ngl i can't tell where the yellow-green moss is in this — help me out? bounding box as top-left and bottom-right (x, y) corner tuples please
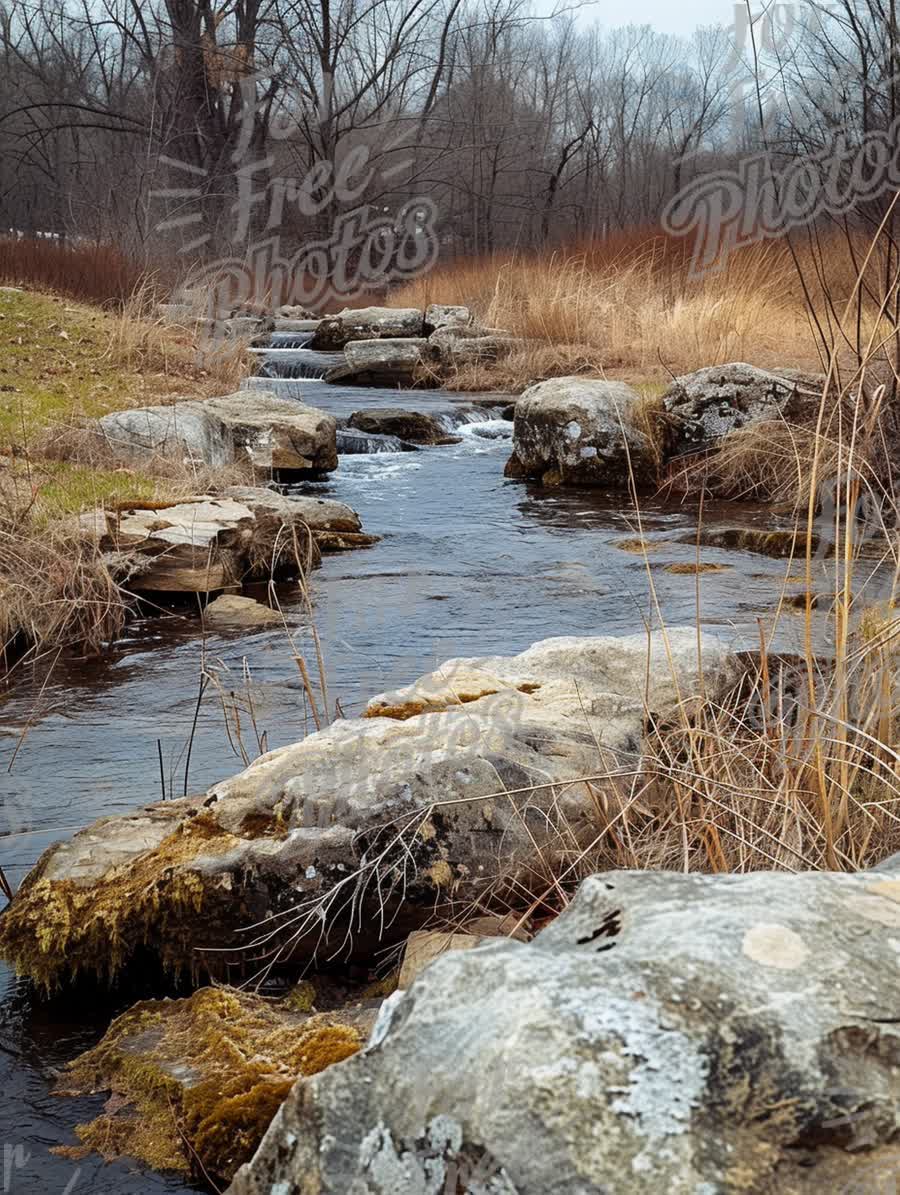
(55, 985), (362, 1182)
(0, 812), (239, 991)
(284, 979), (318, 1013)
(614, 537), (663, 554)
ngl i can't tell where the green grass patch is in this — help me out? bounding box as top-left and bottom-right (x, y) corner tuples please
(0, 288), (204, 445)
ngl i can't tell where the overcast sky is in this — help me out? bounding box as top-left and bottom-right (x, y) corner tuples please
(557, 0), (735, 35)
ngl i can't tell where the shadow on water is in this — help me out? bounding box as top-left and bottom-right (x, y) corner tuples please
(0, 353), (885, 1191)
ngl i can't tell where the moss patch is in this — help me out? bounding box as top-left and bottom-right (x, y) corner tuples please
(54, 986), (362, 1183)
(0, 811), (239, 991)
(614, 537), (663, 554)
(664, 562), (733, 575)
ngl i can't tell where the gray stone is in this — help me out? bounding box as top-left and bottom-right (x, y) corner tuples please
(228, 866), (900, 1195)
(98, 393), (338, 476)
(273, 317), (320, 333)
(277, 304), (317, 319)
(346, 407), (447, 444)
(98, 404), (233, 468)
(663, 363), (825, 457)
(0, 630), (739, 988)
(220, 315), (274, 342)
(506, 376), (657, 488)
(326, 338), (437, 386)
(202, 391), (338, 474)
(424, 304), (471, 332)
(430, 324), (517, 366)
(310, 307), (424, 350)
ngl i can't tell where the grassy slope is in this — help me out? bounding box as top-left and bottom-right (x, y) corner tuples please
(0, 288), (216, 517)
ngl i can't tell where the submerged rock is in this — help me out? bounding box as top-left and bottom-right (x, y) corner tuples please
(679, 526), (820, 558)
(228, 866), (900, 1195)
(55, 985), (365, 1184)
(204, 594), (282, 630)
(505, 376), (659, 488)
(347, 407), (448, 444)
(99, 391), (338, 476)
(0, 630), (738, 990)
(664, 363), (824, 458)
(309, 307), (424, 350)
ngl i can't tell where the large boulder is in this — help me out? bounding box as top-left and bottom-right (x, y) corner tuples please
(663, 363), (824, 458)
(228, 865), (900, 1195)
(202, 391), (338, 474)
(0, 629), (739, 990)
(99, 392), (338, 476)
(309, 307), (424, 350)
(325, 338), (438, 386)
(98, 404), (233, 468)
(505, 376), (658, 488)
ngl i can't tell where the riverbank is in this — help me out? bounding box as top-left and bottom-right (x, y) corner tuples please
(3, 270), (900, 1194)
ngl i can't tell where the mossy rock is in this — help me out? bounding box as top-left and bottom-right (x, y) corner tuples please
(53, 985), (363, 1184)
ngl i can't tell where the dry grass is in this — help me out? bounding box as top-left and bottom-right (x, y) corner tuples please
(0, 475), (130, 662)
(394, 230), (821, 385)
(0, 237), (162, 307)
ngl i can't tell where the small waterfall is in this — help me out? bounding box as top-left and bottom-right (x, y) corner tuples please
(269, 331), (315, 349)
(247, 347), (341, 380)
(459, 418), (513, 440)
(435, 405), (503, 432)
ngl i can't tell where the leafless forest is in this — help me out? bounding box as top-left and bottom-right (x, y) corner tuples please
(1, 0), (899, 263)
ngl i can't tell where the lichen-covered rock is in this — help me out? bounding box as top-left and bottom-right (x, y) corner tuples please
(0, 629), (738, 989)
(55, 986), (365, 1184)
(227, 867), (900, 1195)
(505, 377), (658, 488)
(663, 363), (824, 457)
(99, 392), (337, 476)
(309, 307), (424, 350)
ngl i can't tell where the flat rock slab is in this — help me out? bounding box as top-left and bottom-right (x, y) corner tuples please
(228, 867), (900, 1195)
(325, 338), (437, 386)
(99, 391), (338, 476)
(310, 307), (425, 351)
(88, 488), (372, 593)
(0, 629), (739, 989)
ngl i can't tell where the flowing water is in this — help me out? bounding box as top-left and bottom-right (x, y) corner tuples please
(0, 340), (875, 1192)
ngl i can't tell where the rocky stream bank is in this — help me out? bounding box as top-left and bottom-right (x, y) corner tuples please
(2, 301), (898, 1194)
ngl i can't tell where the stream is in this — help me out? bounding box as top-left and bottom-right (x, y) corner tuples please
(0, 338), (872, 1192)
